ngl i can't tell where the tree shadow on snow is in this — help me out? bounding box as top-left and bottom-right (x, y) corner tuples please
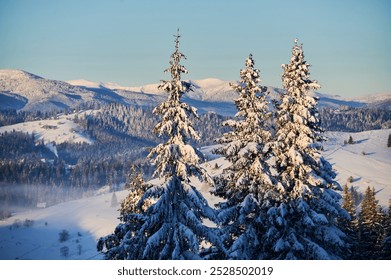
(355, 138), (369, 144)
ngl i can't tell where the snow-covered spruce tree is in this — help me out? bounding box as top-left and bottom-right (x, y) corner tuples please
(380, 199), (391, 259)
(115, 31), (223, 260)
(265, 39), (348, 259)
(340, 185), (359, 258)
(342, 185), (355, 220)
(97, 168), (152, 260)
(119, 167), (151, 217)
(357, 186), (384, 259)
(213, 54), (276, 259)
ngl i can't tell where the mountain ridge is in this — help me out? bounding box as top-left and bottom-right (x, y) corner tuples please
(1, 69), (390, 113)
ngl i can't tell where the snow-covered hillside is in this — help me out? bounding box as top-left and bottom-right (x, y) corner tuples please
(71, 76), (391, 108)
(0, 189), (128, 260)
(0, 111), (94, 146)
(0, 70), (165, 112)
(0, 128), (389, 260)
(324, 129), (391, 206)
(2, 69), (390, 113)
(0, 69), (97, 111)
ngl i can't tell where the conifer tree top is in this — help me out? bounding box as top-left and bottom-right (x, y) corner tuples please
(281, 38), (320, 96)
(232, 54), (262, 99)
(158, 29), (190, 103)
(149, 30), (206, 182)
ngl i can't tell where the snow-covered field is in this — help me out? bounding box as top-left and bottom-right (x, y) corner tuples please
(0, 190), (127, 260)
(323, 129), (391, 206)
(0, 129), (390, 260)
(0, 111), (95, 146)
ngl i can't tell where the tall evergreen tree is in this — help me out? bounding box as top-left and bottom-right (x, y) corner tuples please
(119, 168), (151, 217)
(340, 185), (359, 258)
(342, 185), (355, 219)
(265, 39), (348, 259)
(357, 186), (383, 259)
(380, 199), (391, 259)
(213, 54), (276, 259)
(101, 31), (224, 260)
(97, 171), (151, 259)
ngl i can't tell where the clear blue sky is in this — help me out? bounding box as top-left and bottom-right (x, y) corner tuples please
(0, 0), (390, 97)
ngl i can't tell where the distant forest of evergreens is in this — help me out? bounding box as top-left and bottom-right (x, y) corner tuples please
(0, 103), (390, 218)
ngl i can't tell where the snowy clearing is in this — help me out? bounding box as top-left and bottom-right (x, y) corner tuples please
(324, 129), (391, 206)
(0, 111), (95, 146)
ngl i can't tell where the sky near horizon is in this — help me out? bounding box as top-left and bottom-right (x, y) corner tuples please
(0, 0), (390, 98)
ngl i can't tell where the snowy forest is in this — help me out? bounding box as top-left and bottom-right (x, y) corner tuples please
(0, 33), (390, 260)
(95, 34), (391, 260)
(0, 108), (227, 213)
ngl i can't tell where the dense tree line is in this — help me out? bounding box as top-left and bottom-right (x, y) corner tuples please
(0, 130), (152, 213)
(2, 96), (390, 136)
(0, 109), (67, 127)
(79, 103), (228, 147)
(319, 107), (391, 132)
(341, 185), (391, 259)
(0, 103), (228, 215)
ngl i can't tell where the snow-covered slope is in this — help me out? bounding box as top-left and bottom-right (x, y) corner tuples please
(0, 111), (94, 146)
(66, 79), (103, 89)
(323, 129), (391, 206)
(316, 92), (391, 109)
(68, 78), (238, 102)
(0, 190), (129, 260)
(86, 77), (391, 108)
(2, 69), (390, 114)
(69, 77), (391, 110)
(0, 69), (168, 112)
(0, 128), (390, 260)
(0, 70), (98, 111)
(355, 92), (391, 104)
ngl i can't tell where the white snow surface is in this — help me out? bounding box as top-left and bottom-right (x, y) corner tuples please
(66, 79), (103, 89)
(0, 190), (128, 260)
(0, 111), (95, 146)
(0, 129), (390, 259)
(0, 69), (97, 111)
(323, 129), (391, 206)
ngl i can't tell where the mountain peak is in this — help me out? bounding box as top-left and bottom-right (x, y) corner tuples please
(0, 69), (43, 80)
(1, 69), (390, 113)
(66, 79), (103, 88)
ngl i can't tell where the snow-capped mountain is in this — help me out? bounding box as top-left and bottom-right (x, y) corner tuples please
(354, 92), (391, 110)
(67, 77), (236, 101)
(0, 70), (165, 112)
(69, 76), (391, 108)
(0, 69), (97, 111)
(1, 69), (391, 114)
